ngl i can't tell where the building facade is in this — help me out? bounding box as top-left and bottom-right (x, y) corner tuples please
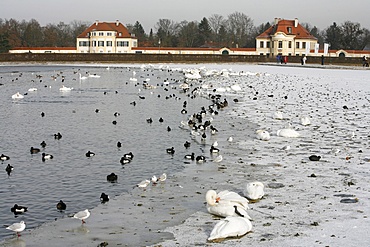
(256, 18), (318, 57)
(76, 20), (138, 53)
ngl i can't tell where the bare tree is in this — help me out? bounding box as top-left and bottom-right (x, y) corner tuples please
(226, 12), (254, 47)
(177, 21), (198, 47)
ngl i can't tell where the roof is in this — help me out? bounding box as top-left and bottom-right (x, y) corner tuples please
(132, 47), (256, 52)
(257, 19), (317, 40)
(77, 21), (135, 39)
(11, 47), (76, 50)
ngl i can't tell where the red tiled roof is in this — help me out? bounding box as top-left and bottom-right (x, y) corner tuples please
(11, 47), (76, 50)
(132, 47), (256, 52)
(257, 19), (317, 40)
(77, 21), (135, 39)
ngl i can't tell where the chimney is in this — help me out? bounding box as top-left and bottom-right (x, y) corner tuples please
(95, 20), (99, 26)
(116, 20), (119, 26)
(294, 18), (299, 28)
(274, 18), (281, 25)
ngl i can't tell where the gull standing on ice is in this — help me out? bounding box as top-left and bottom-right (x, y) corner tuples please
(73, 209), (90, 224)
(6, 221), (26, 237)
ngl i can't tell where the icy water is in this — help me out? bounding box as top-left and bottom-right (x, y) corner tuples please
(0, 64), (214, 241)
(0, 63), (369, 246)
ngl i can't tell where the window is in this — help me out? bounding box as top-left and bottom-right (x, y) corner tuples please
(99, 32), (104, 36)
(92, 41), (96, 47)
(260, 41), (264, 48)
(98, 41), (104, 47)
(288, 41), (292, 48)
(296, 42), (300, 49)
(278, 41), (282, 48)
(302, 42), (306, 49)
(106, 41), (112, 47)
(133, 41), (137, 47)
(79, 41), (90, 47)
(92, 32), (96, 36)
(287, 27), (292, 34)
(107, 32), (112, 36)
(117, 41), (129, 47)
(266, 41), (270, 48)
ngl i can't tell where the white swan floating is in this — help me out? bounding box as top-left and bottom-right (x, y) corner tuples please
(208, 216), (252, 242)
(243, 181), (265, 201)
(206, 190), (251, 219)
(300, 116), (311, 126)
(277, 128), (300, 138)
(256, 129), (271, 141)
(11, 92), (24, 99)
(59, 85), (73, 92)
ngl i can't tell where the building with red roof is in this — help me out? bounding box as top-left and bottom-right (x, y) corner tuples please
(76, 20), (138, 53)
(256, 18), (318, 57)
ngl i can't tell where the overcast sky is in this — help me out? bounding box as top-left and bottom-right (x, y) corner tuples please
(1, 0), (369, 31)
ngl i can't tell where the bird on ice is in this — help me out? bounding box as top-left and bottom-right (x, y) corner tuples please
(6, 221), (26, 237)
(73, 209), (90, 224)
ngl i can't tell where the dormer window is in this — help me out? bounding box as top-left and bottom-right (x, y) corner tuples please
(119, 32), (122, 36)
(287, 27), (292, 34)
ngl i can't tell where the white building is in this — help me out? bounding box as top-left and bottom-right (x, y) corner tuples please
(76, 20), (138, 53)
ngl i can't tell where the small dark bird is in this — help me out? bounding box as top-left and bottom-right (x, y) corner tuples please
(159, 117), (164, 123)
(95, 109), (100, 113)
(167, 126), (171, 132)
(210, 145), (220, 153)
(54, 132), (62, 140)
(184, 141), (191, 149)
(166, 147), (175, 154)
(56, 200), (67, 210)
(11, 204), (28, 215)
(196, 155), (206, 163)
(41, 112), (45, 117)
(107, 173), (118, 182)
(85, 151), (95, 157)
(30, 147), (41, 154)
(5, 164), (13, 175)
(146, 118), (153, 124)
(123, 152), (134, 160)
(112, 120), (117, 125)
(100, 193), (110, 203)
(309, 155), (321, 161)
(120, 156), (131, 164)
(117, 141), (122, 148)
(0, 154), (10, 161)
(40, 141), (47, 148)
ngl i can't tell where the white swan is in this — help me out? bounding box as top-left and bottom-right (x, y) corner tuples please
(79, 73), (88, 80)
(300, 116), (311, 126)
(256, 129), (271, 141)
(59, 85), (73, 91)
(243, 181), (264, 201)
(11, 92), (24, 99)
(273, 111), (284, 120)
(277, 128), (300, 138)
(206, 190), (251, 219)
(208, 216), (252, 241)
(129, 77), (138, 82)
(213, 155), (223, 163)
(28, 88), (37, 92)
(230, 84), (242, 92)
(88, 73), (100, 78)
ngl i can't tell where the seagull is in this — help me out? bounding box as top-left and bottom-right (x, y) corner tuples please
(136, 179), (150, 188)
(282, 145), (291, 152)
(256, 130), (271, 141)
(73, 209), (90, 224)
(56, 200), (67, 210)
(158, 173), (167, 182)
(11, 92), (24, 99)
(151, 175), (158, 185)
(6, 221), (26, 237)
(227, 136), (233, 142)
(213, 155), (223, 163)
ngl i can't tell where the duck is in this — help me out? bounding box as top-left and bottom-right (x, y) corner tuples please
(40, 141), (47, 148)
(1, 154), (10, 161)
(56, 200), (67, 210)
(196, 155), (206, 163)
(184, 153), (195, 160)
(6, 164), (13, 175)
(42, 153), (53, 161)
(85, 151), (95, 157)
(120, 156), (131, 164)
(6, 221), (26, 237)
(11, 92), (24, 99)
(208, 216), (252, 242)
(100, 193), (109, 203)
(123, 152), (134, 160)
(309, 155), (321, 161)
(243, 181), (265, 201)
(107, 173), (118, 182)
(256, 130), (271, 141)
(117, 141), (122, 148)
(73, 209), (90, 224)
(210, 145), (220, 153)
(54, 132), (62, 139)
(205, 190), (251, 219)
(11, 204), (28, 215)
(30, 147), (41, 154)
(166, 147), (175, 154)
(277, 128), (300, 138)
(183, 141), (191, 149)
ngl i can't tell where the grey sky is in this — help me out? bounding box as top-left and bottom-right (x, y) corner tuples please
(1, 0), (369, 31)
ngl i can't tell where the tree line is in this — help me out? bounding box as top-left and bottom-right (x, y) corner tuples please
(1, 12), (369, 53)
